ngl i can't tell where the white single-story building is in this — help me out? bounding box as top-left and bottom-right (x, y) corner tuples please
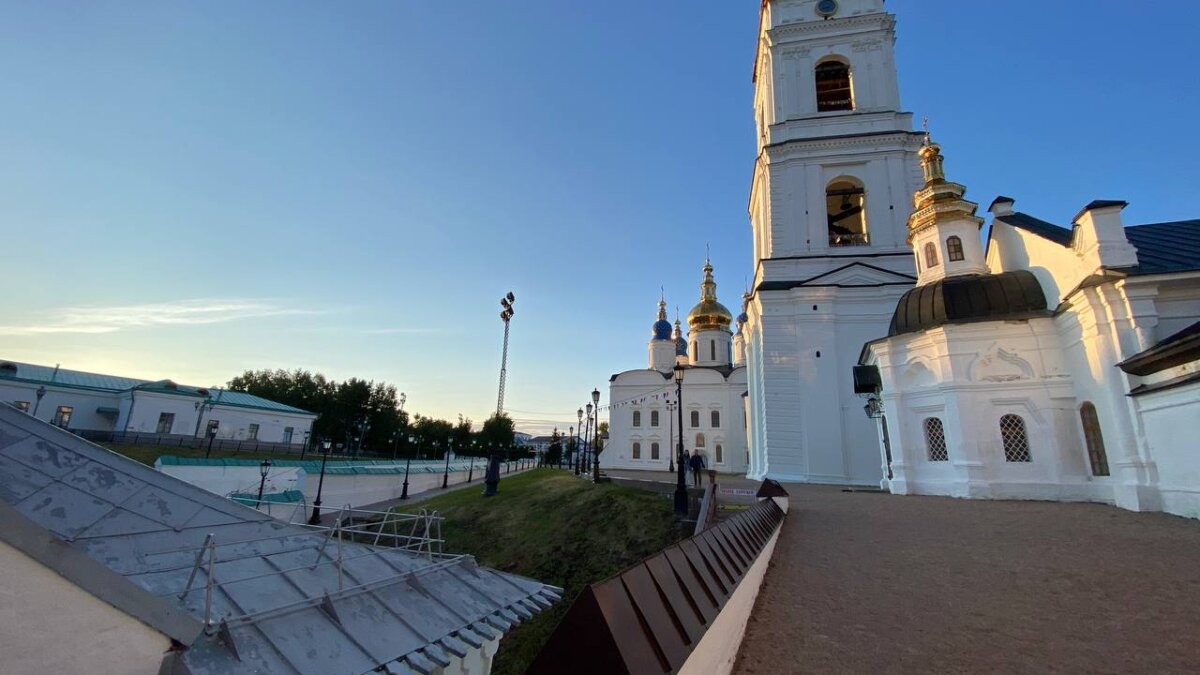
(0, 360), (315, 445)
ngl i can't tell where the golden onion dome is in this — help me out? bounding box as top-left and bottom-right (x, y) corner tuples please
(687, 260), (733, 332)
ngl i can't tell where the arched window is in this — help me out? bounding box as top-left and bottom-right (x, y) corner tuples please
(711, 411), (721, 428)
(695, 433), (706, 447)
(924, 242), (940, 268)
(715, 444), (724, 464)
(946, 236), (964, 262)
(651, 442), (660, 460)
(692, 341), (698, 360)
(827, 179), (868, 247)
(710, 340), (716, 361)
(690, 410), (700, 428)
(815, 59), (853, 112)
(924, 418), (949, 462)
(1000, 414), (1032, 462)
(632, 411), (641, 427)
(1080, 403), (1110, 476)
(632, 442), (641, 460)
(650, 410), (659, 427)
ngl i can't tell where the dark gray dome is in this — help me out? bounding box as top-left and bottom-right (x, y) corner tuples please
(889, 271), (1049, 337)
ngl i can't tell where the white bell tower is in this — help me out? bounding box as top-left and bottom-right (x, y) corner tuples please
(743, 0), (924, 484)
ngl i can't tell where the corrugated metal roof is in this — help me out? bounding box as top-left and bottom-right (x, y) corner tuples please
(0, 360), (312, 415)
(0, 406), (559, 674)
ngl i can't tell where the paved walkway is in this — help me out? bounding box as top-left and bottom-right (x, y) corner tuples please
(735, 486), (1200, 674)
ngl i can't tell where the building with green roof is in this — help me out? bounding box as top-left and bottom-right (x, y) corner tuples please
(0, 359), (315, 445)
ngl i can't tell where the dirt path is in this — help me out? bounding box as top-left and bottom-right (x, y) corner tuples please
(735, 486), (1200, 674)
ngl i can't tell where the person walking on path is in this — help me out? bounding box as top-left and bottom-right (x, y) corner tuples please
(688, 450), (706, 488)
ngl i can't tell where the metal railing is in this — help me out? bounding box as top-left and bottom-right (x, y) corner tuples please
(162, 506), (450, 632)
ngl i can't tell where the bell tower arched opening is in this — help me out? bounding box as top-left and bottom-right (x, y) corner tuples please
(815, 58), (854, 113)
(827, 178), (869, 247)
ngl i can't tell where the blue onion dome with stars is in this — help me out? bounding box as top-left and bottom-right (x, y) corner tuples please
(652, 298), (673, 341)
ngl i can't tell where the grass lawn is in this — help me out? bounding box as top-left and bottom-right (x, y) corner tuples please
(100, 443), (294, 466)
(407, 468), (688, 675)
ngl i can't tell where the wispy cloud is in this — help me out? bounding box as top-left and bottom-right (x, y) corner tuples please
(358, 328), (438, 335)
(0, 299), (317, 336)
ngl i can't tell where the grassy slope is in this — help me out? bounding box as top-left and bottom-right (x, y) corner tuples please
(411, 469), (687, 675)
(100, 443), (289, 466)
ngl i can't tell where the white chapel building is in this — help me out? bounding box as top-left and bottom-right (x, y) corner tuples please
(741, 0), (923, 485)
(856, 136), (1200, 519)
(603, 263), (750, 474)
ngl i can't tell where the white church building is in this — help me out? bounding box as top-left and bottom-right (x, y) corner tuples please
(603, 263), (750, 475)
(856, 137), (1200, 519)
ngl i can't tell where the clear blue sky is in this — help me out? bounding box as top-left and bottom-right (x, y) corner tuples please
(2, 1), (1197, 434)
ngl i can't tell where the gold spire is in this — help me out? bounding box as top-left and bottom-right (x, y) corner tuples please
(687, 259), (733, 332)
(906, 131), (982, 243)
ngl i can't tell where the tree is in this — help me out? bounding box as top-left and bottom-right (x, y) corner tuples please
(227, 369), (408, 455)
(476, 413), (516, 457)
(545, 428), (563, 466)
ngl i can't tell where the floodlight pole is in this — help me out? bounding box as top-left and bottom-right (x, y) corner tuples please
(496, 292), (516, 416)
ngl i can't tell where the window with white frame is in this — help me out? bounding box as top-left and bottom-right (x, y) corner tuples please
(690, 410), (700, 428)
(650, 410), (659, 427)
(156, 412), (175, 435)
(283, 427), (294, 444)
(651, 442), (660, 460)
(632, 442), (642, 460)
(711, 411), (721, 428)
(924, 417), (949, 461)
(248, 423), (260, 441)
(632, 410), (641, 427)
(715, 444), (724, 464)
(999, 414), (1031, 462)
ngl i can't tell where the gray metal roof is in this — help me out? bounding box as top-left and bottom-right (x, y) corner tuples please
(994, 213), (1200, 276)
(0, 360), (314, 416)
(0, 405), (559, 674)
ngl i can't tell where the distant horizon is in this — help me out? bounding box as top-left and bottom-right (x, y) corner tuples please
(3, 1), (1197, 435)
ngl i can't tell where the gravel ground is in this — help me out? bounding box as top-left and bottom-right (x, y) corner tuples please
(735, 486), (1200, 675)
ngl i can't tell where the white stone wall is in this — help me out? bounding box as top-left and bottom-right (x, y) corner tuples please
(0, 381), (117, 430)
(0, 540), (171, 675)
(1134, 377), (1200, 519)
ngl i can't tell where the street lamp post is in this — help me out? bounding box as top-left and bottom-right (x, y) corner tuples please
(32, 386), (47, 418)
(591, 388), (602, 482)
(401, 435), (414, 500)
(575, 408), (583, 471)
(256, 460), (272, 510)
(442, 441), (452, 489)
(673, 364), (688, 515)
(666, 399), (677, 473)
(309, 440), (332, 524)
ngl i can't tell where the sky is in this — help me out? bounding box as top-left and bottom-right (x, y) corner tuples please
(2, 1), (1198, 434)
